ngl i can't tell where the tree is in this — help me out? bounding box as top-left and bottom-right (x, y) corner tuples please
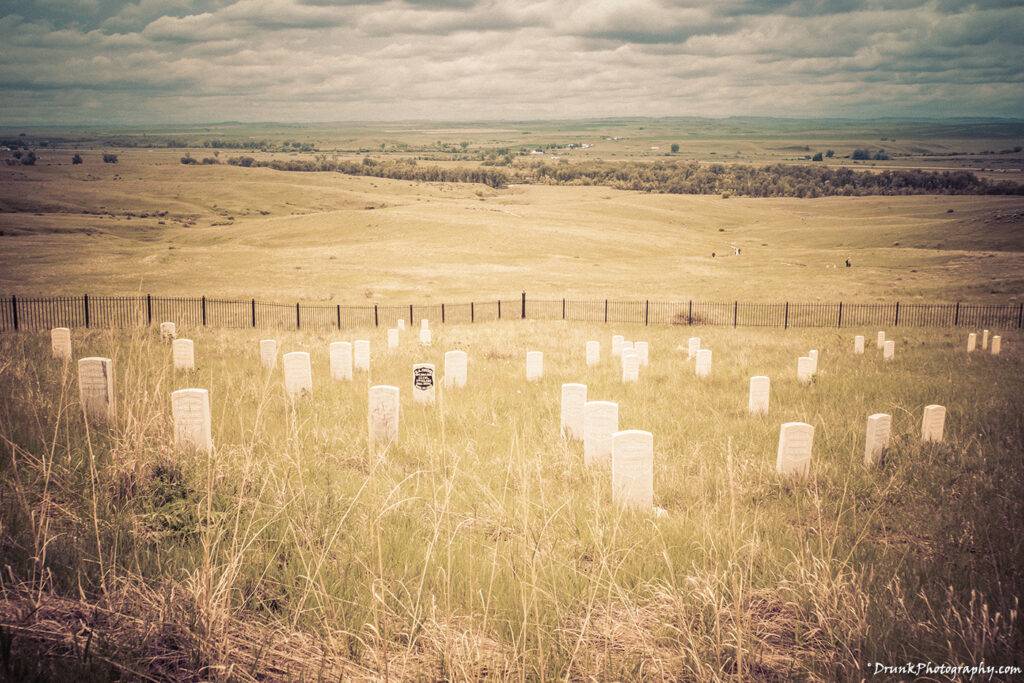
(670, 143), (680, 154)
(72, 154), (83, 164)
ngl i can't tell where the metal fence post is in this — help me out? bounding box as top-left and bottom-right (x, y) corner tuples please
(251, 298), (256, 328)
(645, 300), (649, 326)
(374, 304), (379, 327)
(895, 301), (900, 326)
(336, 304), (341, 329)
(521, 291), (526, 319)
(498, 300), (501, 319)
(688, 300), (693, 325)
(1018, 302), (1023, 329)
(604, 299), (608, 323)
(201, 296), (207, 326)
(441, 303), (445, 324)
(733, 301), (738, 328)
(10, 294), (17, 331)
(84, 293), (90, 328)
(296, 302), (301, 329)
(471, 301), (474, 322)
(562, 298), (566, 320)
(409, 304), (413, 325)
(838, 301), (843, 328)
(954, 301), (960, 326)
(146, 293), (152, 326)
(784, 301), (789, 329)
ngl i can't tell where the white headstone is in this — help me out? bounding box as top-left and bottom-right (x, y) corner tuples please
(621, 350), (640, 383)
(397, 318), (405, 331)
(981, 329), (989, 350)
(863, 413), (892, 467)
(368, 385), (400, 447)
(420, 319), (429, 331)
(687, 337), (700, 360)
(876, 331), (885, 349)
(853, 335), (865, 354)
(387, 328), (399, 350)
(172, 338), (195, 371)
(443, 350), (468, 388)
(991, 336), (1001, 355)
(583, 400), (618, 466)
(330, 341), (353, 381)
(419, 328), (432, 346)
(412, 363), (436, 404)
(160, 321), (177, 342)
(586, 340), (600, 367)
(883, 340), (895, 361)
(797, 356), (814, 385)
(921, 404), (946, 443)
(51, 327), (71, 360)
(171, 388), (212, 452)
(776, 422), (814, 477)
(283, 351), (313, 398)
(354, 340), (370, 371)
(695, 349), (712, 378)
(611, 430), (654, 510)
(611, 335), (624, 357)
(748, 376), (770, 416)
(259, 339), (277, 370)
(78, 357), (115, 422)
(807, 349), (818, 375)
(967, 333), (976, 353)
(635, 341), (649, 367)
(621, 340), (634, 356)
(526, 351), (544, 381)
(560, 383), (587, 440)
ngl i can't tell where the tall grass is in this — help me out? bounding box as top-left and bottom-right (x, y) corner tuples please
(1, 322), (1022, 679)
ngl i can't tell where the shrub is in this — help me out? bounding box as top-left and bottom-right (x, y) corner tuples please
(812, 152), (823, 161)
(201, 157), (219, 165)
(72, 154), (83, 165)
(873, 149), (890, 161)
(670, 143), (680, 154)
(103, 153), (118, 163)
(851, 149), (871, 160)
(825, 149), (835, 158)
(21, 151), (36, 165)
(180, 155), (197, 165)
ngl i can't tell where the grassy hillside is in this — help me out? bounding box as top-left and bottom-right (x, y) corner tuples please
(1, 322), (1021, 678)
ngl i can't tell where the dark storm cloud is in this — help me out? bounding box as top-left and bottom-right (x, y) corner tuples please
(0, 0), (1021, 123)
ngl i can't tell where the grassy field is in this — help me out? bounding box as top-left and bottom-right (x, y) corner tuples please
(1, 321), (1021, 679)
(2, 149), (1024, 303)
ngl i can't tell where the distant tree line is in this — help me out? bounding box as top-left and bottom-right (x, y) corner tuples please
(211, 156), (1022, 196)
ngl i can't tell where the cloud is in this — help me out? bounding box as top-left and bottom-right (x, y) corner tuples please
(0, 0), (1021, 124)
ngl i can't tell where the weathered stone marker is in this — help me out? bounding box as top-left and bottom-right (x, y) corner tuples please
(160, 321), (177, 342)
(526, 351), (544, 381)
(330, 341), (353, 381)
(260, 339), (278, 370)
(368, 385), (400, 447)
(687, 336), (700, 360)
(797, 356), (814, 385)
(421, 319), (429, 331)
(635, 341), (649, 367)
(586, 340), (600, 367)
(354, 340), (371, 371)
(967, 333), (976, 353)
(807, 349), (818, 375)
(776, 422), (814, 477)
(397, 318), (405, 331)
(748, 376), (770, 415)
(876, 331), (885, 349)
(78, 357), (115, 422)
(387, 328), (399, 350)
(442, 350), (466, 389)
(883, 340), (895, 361)
(283, 351), (313, 398)
(560, 383), (587, 440)
(412, 363), (436, 404)
(171, 388), (212, 452)
(611, 335), (624, 357)
(853, 335), (865, 354)
(419, 328), (432, 346)
(991, 336), (1001, 355)
(51, 328), (71, 360)
(863, 413), (892, 467)
(982, 329), (989, 350)
(921, 404), (946, 443)
(621, 340), (634, 357)
(172, 338), (195, 371)
(621, 350), (640, 383)
(695, 349), (712, 378)
(611, 430), (654, 510)
(583, 400), (618, 466)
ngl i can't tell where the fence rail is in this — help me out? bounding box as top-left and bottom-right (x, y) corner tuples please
(1, 293), (1021, 333)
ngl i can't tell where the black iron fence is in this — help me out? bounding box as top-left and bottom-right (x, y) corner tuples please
(1, 293), (1021, 333)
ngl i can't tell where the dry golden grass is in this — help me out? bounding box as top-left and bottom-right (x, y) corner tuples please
(1, 321), (1021, 679)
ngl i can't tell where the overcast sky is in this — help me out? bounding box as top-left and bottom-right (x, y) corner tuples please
(0, 0), (1021, 125)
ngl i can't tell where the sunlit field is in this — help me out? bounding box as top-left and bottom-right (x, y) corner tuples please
(2, 321), (1021, 679)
